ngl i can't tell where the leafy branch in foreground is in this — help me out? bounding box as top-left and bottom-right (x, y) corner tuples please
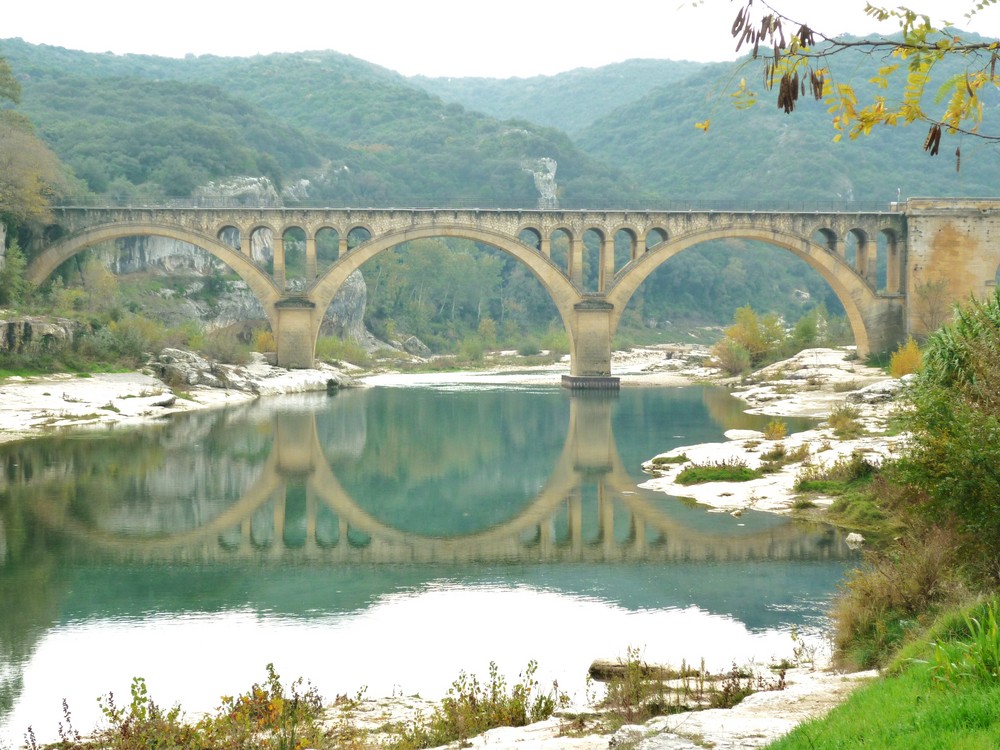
(717, 1), (1000, 164)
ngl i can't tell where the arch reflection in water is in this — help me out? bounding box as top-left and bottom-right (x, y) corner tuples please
(14, 390), (853, 565)
(0, 386), (854, 744)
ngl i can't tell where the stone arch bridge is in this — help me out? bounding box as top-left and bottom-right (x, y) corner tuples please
(29, 199), (1000, 387)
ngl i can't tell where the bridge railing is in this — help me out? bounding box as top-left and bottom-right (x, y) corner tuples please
(50, 195), (902, 213)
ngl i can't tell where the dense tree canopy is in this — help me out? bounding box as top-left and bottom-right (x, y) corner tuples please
(0, 57), (66, 225)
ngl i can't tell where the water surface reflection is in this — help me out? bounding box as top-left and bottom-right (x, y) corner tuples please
(0, 386), (851, 743)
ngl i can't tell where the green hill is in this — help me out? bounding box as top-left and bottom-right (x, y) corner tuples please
(0, 38), (644, 207)
(411, 59), (705, 136)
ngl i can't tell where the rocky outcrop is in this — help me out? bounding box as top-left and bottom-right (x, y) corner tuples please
(193, 176), (282, 207)
(0, 316), (80, 354)
(319, 270), (368, 341)
(521, 157), (559, 209)
(94, 233), (368, 342)
(149, 348), (357, 393)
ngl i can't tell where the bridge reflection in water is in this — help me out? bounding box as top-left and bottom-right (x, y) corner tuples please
(16, 390), (853, 566)
(0, 386), (860, 744)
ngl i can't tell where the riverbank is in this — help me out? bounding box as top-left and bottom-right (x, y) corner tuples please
(640, 347), (907, 516)
(0, 351), (360, 444)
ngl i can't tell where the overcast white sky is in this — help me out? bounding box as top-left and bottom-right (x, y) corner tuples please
(4, 1), (998, 78)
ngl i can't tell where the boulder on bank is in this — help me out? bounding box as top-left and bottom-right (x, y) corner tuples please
(847, 377), (910, 404)
(0, 316), (80, 354)
(149, 348), (358, 394)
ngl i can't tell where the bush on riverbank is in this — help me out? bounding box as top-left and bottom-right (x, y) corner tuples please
(25, 664), (327, 750)
(776, 294), (1000, 747)
(385, 661), (567, 749)
(710, 305), (853, 375)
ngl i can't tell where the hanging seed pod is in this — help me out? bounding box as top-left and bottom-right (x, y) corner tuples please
(956, 146), (961, 172)
(732, 7), (746, 37)
(923, 124), (942, 156)
(810, 70), (824, 99)
(778, 74), (796, 113)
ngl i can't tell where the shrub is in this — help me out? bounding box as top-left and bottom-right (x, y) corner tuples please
(45, 665), (325, 750)
(0, 239), (29, 305)
(459, 336), (485, 362)
(392, 661), (566, 748)
(315, 335), (370, 366)
(827, 403), (864, 438)
(831, 527), (967, 669)
(199, 329), (251, 365)
(651, 453), (689, 466)
(897, 290), (1000, 578)
(540, 326), (569, 356)
(763, 418), (787, 440)
(711, 338), (751, 376)
(889, 337), (922, 377)
(252, 328), (276, 353)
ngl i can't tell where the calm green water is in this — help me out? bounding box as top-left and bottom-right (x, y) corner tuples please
(0, 384), (853, 743)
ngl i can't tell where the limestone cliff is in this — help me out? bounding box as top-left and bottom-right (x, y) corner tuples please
(92, 235), (369, 342)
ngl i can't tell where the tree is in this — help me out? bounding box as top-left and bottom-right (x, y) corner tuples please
(0, 56), (67, 225)
(715, 1), (1000, 165)
(0, 238), (28, 305)
(0, 57), (21, 105)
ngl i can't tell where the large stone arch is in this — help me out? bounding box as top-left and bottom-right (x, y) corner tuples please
(306, 223), (585, 360)
(605, 225), (893, 356)
(26, 221), (284, 327)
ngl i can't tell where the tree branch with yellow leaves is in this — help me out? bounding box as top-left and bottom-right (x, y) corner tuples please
(711, 0), (1000, 168)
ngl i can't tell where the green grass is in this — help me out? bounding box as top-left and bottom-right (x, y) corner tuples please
(767, 667), (1000, 749)
(767, 601), (1000, 749)
(650, 453), (690, 466)
(675, 459), (760, 484)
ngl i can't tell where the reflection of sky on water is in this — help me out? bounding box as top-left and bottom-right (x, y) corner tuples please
(7, 582), (828, 745)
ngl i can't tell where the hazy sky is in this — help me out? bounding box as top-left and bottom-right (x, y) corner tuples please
(5, 1), (998, 78)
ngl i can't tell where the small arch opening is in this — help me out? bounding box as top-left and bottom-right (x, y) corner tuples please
(316, 227), (340, 276)
(645, 228), (668, 252)
(519, 227), (542, 253)
(282, 227), (307, 289)
(812, 228), (837, 253)
(347, 226), (372, 250)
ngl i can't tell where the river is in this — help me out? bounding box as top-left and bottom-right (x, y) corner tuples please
(0, 383), (856, 744)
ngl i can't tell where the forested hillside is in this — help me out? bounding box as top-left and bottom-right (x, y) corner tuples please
(0, 39), (643, 207)
(575, 56), (1000, 203)
(412, 59), (705, 135)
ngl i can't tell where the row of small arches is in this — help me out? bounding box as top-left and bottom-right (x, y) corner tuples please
(211, 221), (903, 295)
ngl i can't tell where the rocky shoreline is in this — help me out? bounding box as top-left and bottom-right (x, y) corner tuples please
(0, 345), (900, 748)
(640, 347), (907, 517)
(0, 349), (360, 445)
